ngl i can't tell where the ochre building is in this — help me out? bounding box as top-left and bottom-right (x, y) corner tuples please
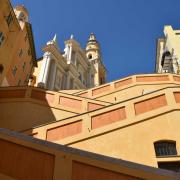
(0, 1), (180, 180)
(0, 0), (36, 87)
(1, 73), (180, 179)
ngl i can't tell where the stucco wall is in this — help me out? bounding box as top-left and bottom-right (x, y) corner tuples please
(70, 111), (180, 167)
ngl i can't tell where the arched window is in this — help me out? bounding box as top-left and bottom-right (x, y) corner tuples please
(154, 140), (177, 157)
(88, 54), (92, 60)
(79, 73), (82, 81)
(161, 51), (171, 67)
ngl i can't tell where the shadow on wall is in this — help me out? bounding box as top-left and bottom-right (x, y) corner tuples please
(0, 86), (76, 132)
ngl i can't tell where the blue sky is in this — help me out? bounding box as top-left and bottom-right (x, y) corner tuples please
(11, 0), (180, 82)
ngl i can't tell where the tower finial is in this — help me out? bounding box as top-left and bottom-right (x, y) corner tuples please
(70, 34), (74, 39)
(47, 34), (59, 47)
(53, 34), (57, 43)
(88, 33), (96, 41)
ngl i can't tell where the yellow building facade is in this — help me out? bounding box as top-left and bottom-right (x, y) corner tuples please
(0, 0), (36, 87)
(1, 73), (180, 179)
(0, 1), (180, 180)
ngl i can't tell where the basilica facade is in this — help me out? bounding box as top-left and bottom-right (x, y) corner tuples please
(31, 33), (106, 91)
(0, 1), (180, 180)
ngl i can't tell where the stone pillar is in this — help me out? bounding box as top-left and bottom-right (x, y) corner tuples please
(66, 72), (71, 89)
(68, 45), (72, 63)
(94, 61), (100, 86)
(37, 52), (51, 88)
(49, 61), (57, 90)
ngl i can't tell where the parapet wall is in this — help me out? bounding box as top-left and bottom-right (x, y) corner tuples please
(75, 74), (180, 101)
(23, 86), (180, 146)
(0, 128), (178, 180)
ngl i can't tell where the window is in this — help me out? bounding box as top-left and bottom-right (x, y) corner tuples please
(0, 32), (5, 46)
(18, 12), (25, 21)
(28, 48), (31, 56)
(158, 162), (180, 172)
(71, 50), (76, 64)
(100, 77), (104, 84)
(22, 62), (26, 71)
(69, 78), (74, 89)
(154, 141), (177, 157)
(79, 73), (82, 81)
(6, 13), (13, 26)
(18, 49), (23, 57)
(0, 64), (4, 74)
(12, 66), (17, 76)
(24, 33), (28, 42)
(88, 54), (92, 59)
(161, 51), (171, 66)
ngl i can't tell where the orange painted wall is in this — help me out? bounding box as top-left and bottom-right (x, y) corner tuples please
(134, 95), (167, 115)
(115, 78), (132, 89)
(31, 90), (54, 103)
(91, 107), (126, 129)
(174, 76), (180, 82)
(47, 120), (82, 141)
(136, 75), (169, 82)
(92, 85), (111, 96)
(59, 96), (82, 110)
(79, 92), (88, 97)
(88, 102), (104, 111)
(0, 89), (26, 98)
(174, 92), (180, 103)
(72, 161), (142, 180)
(0, 139), (54, 180)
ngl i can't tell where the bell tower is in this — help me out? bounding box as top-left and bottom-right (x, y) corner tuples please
(14, 5), (29, 29)
(86, 33), (106, 86)
(14, 5), (29, 22)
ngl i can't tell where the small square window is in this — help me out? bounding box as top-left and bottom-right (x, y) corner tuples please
(12, 66), (17, 76)
(18, 49), (23, 57)
(0, 32), (5, 46)
(22, 62), (26, 71)
(6, 13), (13, 26)
(28, 48), (31, 56)
(24, 33), (28, 42)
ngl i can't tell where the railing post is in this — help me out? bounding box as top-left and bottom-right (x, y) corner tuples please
(82, 114), (91, 134)
(25, 87), (32, 98)
(36, 128), (47, 140)
(126, 102), (136, 121)
(165, 89), (176, 106)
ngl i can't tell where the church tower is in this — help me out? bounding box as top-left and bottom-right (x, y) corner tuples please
(86, 33), (106, 86)
(14, 5), (29, 22)
(14, 5), (29, 30)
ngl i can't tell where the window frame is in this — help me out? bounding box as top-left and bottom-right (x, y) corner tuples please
(154, 140), (177, 157)
(0, 32), (5, 46)
(6, 13), (13, 26)
(12, 66), (17, 76)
